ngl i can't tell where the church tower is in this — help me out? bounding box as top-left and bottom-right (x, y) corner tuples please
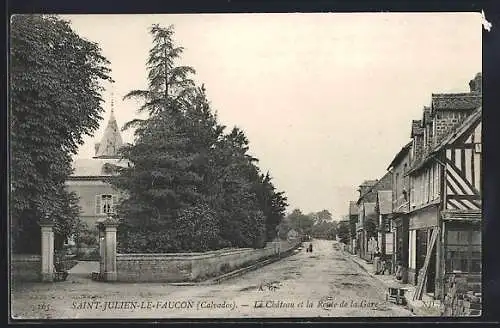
(93, 94), (123, 159)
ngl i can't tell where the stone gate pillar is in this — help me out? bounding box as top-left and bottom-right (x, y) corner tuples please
(98, 222), (106, 276)
(39, 218), (54, 282)
(103, 216), (119, 281)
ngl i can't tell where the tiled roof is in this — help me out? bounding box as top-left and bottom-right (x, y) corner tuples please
(70, 158), (130, 177)
(360, 180), (378, 187)
(408, 106), (481, 175)
(377, 190), (393, 215)
(431, 93), (481, 111)
(357, 171), (392, 204)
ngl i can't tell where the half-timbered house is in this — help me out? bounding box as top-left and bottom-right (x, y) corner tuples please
(405, 73), (482, 301)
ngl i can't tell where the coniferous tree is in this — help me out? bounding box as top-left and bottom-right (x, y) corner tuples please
(112, 24), (288, 252)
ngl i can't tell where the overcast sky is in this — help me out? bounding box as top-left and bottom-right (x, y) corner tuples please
(63, 13), (481, 218)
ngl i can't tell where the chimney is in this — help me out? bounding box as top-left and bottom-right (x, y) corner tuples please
(431, 74), (482, 145)
(469, 72), (482, 94)
(94, 143), (100, 156)
(410, 120), (424, 162)
(358, 180), (378, 198)
(422, 107), (433, 153)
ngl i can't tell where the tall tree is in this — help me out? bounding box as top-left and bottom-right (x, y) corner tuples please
(336, 220), (350, 244)
(10, 14), (112, 253)
(120, 24), (196, 132)
(252, 172), (288, 241)
(113, 25), (226, 252)
(287, 209), (315, 236)
(112, 23), (288, 252)
(316, 209), (333, 222)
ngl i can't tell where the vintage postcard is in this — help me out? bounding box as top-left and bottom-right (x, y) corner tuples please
(9, 12), (483, 320)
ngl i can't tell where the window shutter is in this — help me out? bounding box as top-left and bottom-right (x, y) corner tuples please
(95, 195), (101, 215)
(112, 194), (118, 213)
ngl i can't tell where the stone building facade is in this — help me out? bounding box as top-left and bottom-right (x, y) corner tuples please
(66, 108), (129, 255)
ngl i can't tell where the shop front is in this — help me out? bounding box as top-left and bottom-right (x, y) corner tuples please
(392, 214), (409, 283)
(440, 215), (481, 300)
(407, 204), (439, 293)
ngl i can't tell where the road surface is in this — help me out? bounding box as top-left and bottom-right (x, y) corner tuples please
(11, 239), (412, 319)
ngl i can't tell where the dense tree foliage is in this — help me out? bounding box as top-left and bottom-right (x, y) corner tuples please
(286, 209), (315, 236)
(278, 209), (337, 240)
(111, 24), (287, 253)
(336, 220), (350, 244)
(10, 15), (112, 253)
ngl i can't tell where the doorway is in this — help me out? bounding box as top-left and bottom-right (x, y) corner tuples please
(426, 238), (436, 294)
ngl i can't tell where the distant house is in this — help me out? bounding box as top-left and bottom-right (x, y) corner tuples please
(376, 190), (393, 261)
(355, 173), (392, 261)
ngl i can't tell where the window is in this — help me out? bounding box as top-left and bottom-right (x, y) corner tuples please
(426, 168), (431, 203)
(410, 177), (415, 206)
(409, 230), (416, 269)
(395, 173), (399, 202)
(95, 194), (118, 215)
(434, 163), (440, 199)
(445, 228), (481, 273)
(403, 163), (408, 193)
(432, 119), (437, 144)
(411, 139), (416, 161)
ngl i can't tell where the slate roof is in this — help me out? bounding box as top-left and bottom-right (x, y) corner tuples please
(431, 93), (481, 112)
(357, 170), (393, 204)
(95, 109), (123, 158)
(70, 158), (130, 177)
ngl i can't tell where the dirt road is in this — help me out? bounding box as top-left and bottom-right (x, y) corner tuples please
(11, 239), (412, 319)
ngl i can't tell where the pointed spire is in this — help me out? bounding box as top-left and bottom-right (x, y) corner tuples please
(110, 90), (115, 117)
(94, 90), (123, 158)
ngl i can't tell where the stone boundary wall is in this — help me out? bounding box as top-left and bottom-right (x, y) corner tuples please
(116, 240), (300, 282)
(11, 254), (41, 282)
